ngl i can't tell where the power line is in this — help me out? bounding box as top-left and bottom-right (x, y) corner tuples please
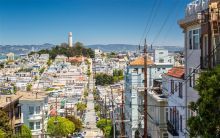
(151, 0), (180, 45)
(138, 0), (158, 46)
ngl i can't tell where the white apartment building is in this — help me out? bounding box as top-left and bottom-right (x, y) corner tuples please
(19, 92), (49, 138)
(162, 67), (186, 137)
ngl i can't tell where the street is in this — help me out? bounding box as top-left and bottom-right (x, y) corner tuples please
(83, 92), (103, 138)
(83, 75), (103, 138)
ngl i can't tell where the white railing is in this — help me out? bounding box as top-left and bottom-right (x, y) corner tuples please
(186, 0), (209, 17)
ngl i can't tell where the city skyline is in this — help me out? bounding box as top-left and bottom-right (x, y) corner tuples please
(0, 0), (190, 46)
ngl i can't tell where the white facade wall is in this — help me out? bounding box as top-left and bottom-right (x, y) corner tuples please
(20, 98), (48, 137)
(162, 75), (186, 137)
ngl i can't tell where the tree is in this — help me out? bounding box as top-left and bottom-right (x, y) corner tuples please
(47, 116), (75, 137)
(31, 42), (95, 60)
(66, 115), (83, 132)
(0, 129), (5, 138)
(96, 119), (112, 137)
(0, 110), (12, 137)
(188, 66), (220, 137)
(96, 119), (111, 130)
(95, 73), (114, 86)
(20, 125), (32, 138)
(75, 102), (87, 117)
(47, 59), (52, 66)
(39, 67), (45, 74)
(26, 84), (32, 91)
(84, 89), (88, 98)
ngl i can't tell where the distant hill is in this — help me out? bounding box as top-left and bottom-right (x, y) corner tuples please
(86, 44), (183, 53)
(0, 43), (183, 55)
(0, 43), (54, 55)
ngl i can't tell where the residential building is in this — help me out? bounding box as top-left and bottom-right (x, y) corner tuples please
(0, 93), (23, 134)
(124, 56), (154, 137)
(19, 92), (49, 138)
(162, 67), (185, 137)
(137, 79), (168, 138)
(178, 0), (220, 136)
(6, 52), (15, 61)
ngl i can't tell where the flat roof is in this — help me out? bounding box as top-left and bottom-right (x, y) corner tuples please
(0, 93), (23, 108)
(18, 91), (48, 101)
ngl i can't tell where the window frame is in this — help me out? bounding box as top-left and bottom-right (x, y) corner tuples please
(29, 122), (34, 130)
(188, 28), (200, 50)
(179, 82), (183, 98)
(36, 106), (41, 114)
(36, 122), (41, 130)
(29, 106), (34, 115)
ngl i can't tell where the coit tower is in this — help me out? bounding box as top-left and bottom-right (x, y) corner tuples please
(68, 32), (73, 47)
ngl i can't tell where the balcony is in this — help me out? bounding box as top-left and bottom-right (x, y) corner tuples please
(28, 113), (43, 121)
(178, 13), (202, 28)
(179, 0), (210, 28)
(167, 121), (179, 136)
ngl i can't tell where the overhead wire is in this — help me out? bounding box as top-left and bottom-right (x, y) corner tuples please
(138, 0), (159, 46)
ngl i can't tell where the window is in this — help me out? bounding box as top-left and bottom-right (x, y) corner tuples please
(36, 122), (40, 129)
(159, 59), (164, 63)
(166, 108), (169, 121)
(29, 122), (34, 130)
(176, 110), (179, 131)
(175, 83), (178, 92)
(180, 115), (183, 132)
(157, 68), (161, 71)
(170, 108), (173, 123)
(189, 29), (200, 50)
(189, 68), (198, 88)
(133, 68), (138, 73)
(36, 106), (41, 114)
(171, 80), (174, 94)
(159, 52), (164, 54)
(142, 68), (144, 73)
(163, 133), (168, 138)
(29, 106), (34, 115)
(179, 82), (183, 98)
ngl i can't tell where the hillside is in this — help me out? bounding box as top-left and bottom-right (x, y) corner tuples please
(86, 44), (183, 52)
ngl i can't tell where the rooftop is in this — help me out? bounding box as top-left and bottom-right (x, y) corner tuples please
(166, 66), (185, 79)
(18, 91), (48, 101)
(129, 56), (154, 66)
(0, 93), (23, 108)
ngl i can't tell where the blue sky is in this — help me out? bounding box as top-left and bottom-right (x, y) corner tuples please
(0, 0), (190, 46)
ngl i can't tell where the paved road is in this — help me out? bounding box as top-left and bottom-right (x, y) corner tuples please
(83, 75), (103, 138)
(84, 92), (103, 138)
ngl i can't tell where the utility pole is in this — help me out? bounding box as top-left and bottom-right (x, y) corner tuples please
(121, 83), (125, 137)
(143, 38), (148, 138)
(105, 95), (107, 125)
(110, 87), (116, 138)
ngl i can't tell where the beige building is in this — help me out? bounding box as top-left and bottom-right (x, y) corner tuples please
(0, 93), (23, 134)
(6, 52), (15, 61)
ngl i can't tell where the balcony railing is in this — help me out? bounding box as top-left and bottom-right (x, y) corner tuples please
(167, 121), (179, 136)
(185, 0), (209, 17)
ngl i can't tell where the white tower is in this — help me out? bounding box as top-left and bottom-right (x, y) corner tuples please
(68, 32), (73, 47)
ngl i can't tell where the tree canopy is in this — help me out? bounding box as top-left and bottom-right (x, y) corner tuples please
(66, 115), (83, 132)
(29, 42), (95, 60)
(188, 66), (220, 137)
(0, 110), (12, 137)
(19, 125), (32, 138)
(47, 116), (75, 137)
(96, 119), (112, 137)
(95, 71), (123, 86)
(95, 73), (114, 86)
